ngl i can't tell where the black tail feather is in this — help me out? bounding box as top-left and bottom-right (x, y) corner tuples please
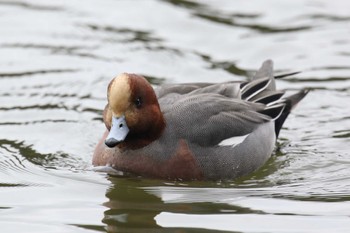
(274, 71), (301, 79)
(244, 60), (308, 138)
(253, 91), (285, 105)
(241, 78), (270, 100)
(259, 104), (285, 121)
(274, 89), (310, 137)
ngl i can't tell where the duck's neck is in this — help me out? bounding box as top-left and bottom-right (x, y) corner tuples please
(120, 112), (166, 150)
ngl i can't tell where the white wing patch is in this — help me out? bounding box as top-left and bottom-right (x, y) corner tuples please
(218, 134), (250, 147)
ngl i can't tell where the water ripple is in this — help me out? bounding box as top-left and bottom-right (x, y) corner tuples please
(0, 69), (78, 78)
(307, 14), (350, 22)
(0, 0), (63, 11)
(164, 0), (312, 33)
(0, 140), (84, 172)
(195, 13), (312, 33)
(85, 24), (163, 43)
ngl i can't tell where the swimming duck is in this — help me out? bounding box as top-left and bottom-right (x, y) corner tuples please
(93, 60), (308, 180)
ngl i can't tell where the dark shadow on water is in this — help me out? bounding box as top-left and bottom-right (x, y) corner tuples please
(198, 53), (300, 80)
(0, 183), (27, 188)
(307, 14), (350, 22)
(0, 0), (63, 11)
(332, 129), (350, 138)
(1, 43), (115, 62)
(163, 0), (311, 34)
(0, 139), (81, 170)
(198, 53), (249, 77)
(163, 0), (203, 10)
(143, 75), (166, 86)
(195, 13), (311, 34)
(81, 23), (175, 55)
(1, 43), (89, 53)
(0, 119), (78, 126)
(0, 69), (79, 78)
(84, 24), (163, 44)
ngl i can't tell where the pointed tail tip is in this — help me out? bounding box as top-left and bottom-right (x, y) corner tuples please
(288, 88), (310, 110)
(261, 59), (273, 70)
(298, 88), (310, 99)
(263, 59), (273, 65)
(253, 59), (274, 80)
(274, 89), (310, 137)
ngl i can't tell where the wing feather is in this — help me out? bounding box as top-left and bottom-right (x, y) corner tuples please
(162, 94), (270, 146)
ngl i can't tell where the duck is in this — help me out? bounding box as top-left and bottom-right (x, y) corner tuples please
(92, 60), (308, 180)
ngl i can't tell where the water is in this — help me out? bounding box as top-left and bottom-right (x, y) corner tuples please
(0, 0), (349, 232)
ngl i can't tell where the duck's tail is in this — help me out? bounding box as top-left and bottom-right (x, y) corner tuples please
(273, 89), (309, 137)
(240, 59), (309, 137)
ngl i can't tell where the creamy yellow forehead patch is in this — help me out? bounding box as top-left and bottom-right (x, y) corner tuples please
(108, 73), (131, 117)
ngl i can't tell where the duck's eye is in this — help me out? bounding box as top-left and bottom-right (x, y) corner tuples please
(135, 97), (142, 108)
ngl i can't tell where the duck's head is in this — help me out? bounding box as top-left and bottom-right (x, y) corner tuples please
(103, 73), (165, 149)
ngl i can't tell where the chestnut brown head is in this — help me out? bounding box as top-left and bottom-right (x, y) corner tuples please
(104, 73), (165, 149)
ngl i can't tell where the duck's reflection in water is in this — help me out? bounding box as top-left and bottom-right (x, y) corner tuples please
(102, 176), (261, 233)
(102, 176), (164, 232)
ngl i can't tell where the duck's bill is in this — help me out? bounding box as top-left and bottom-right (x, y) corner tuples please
(105, 115), (129, 148)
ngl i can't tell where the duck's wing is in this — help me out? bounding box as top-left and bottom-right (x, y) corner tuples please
(157, 81), (243, 106)
(159, 59), (308, 141)
(155, 83), (213, 98)
(162, 93), (284, 147)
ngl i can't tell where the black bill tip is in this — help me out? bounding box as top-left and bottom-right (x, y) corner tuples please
(105, 138), (120, 148)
